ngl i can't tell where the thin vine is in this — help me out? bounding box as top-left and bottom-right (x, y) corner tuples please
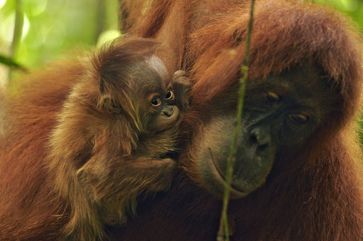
(8, 0), (24, 81)
(217, 0), (256, 240)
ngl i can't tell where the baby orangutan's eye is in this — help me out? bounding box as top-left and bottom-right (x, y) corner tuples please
(150, 96), (162, 107)
(165, 90), (175, 100)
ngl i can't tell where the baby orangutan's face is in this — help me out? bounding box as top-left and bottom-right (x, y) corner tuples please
(135, 55), (185, 133)
(146, 88), (180, 132)
(132, 55), (190, 134)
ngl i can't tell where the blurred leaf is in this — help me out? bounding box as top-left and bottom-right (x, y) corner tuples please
(96, 30), (122, 47)
(0, 53), (26, 71)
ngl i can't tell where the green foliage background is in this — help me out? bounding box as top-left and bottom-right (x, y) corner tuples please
(0, 0), (120, 83)
(316, 0), (363, 26)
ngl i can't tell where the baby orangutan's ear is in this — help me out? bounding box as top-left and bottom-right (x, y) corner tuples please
(98, 97), (123, 114)
(97, 84), (123, 114)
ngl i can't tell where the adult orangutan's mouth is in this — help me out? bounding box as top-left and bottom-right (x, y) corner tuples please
(207, 153), (248, 199)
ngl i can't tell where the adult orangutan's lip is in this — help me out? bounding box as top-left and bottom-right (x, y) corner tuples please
(208, 153), (248, 198)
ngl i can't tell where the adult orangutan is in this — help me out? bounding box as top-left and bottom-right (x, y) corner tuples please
(110, 0), (363, 241)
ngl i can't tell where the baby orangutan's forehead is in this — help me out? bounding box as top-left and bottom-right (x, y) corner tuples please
(145, 55), (169, 82)
(125, 55), (169, 93)
(127, 60), (167, 95)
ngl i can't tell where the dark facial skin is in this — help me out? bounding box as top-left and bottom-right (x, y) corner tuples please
(193, 63), (338, 198)
(144, 87), (180, 133)
(149, 70), (191, 132)
(149, 96), (179, 130)
(134, 68), (190, 133)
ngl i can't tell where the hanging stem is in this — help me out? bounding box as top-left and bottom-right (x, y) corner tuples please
(8, 0), (24, 82)
(95, 0), (106, 44)
(216, 1), (256, 241)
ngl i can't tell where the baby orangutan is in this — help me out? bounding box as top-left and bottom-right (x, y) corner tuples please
(47, 38), (190, 241)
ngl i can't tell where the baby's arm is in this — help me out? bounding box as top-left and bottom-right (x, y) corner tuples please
(76, 152), (176, 225)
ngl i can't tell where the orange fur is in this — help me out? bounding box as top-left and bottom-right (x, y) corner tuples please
(0, 1), (362, 241)
(112, 1), (363, 241)
(0, 38), (184, 241)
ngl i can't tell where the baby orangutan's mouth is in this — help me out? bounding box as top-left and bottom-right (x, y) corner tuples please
(154, 113), (182, 135)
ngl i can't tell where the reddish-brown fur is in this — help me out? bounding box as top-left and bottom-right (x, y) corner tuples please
(47, 38), (182, 241)
(112, 1), (363, 241)
(0, 62), (83, 240)
(0, 38), (183, 241)
(0, 1), (362, 241)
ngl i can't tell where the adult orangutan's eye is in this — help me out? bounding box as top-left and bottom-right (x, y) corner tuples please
(265, 91), (281, 103)
(288, 113), (310, 124)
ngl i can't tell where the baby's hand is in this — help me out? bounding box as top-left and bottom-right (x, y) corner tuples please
(172, 70), (191, 111)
